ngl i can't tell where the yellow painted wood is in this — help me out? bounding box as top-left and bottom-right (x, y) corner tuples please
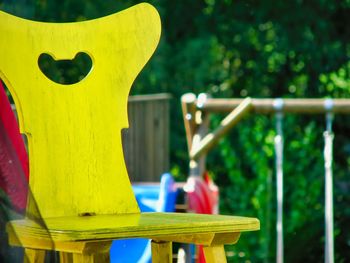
(153, 232), (241, 246)
(91, 253), (110, 263)
(59, 252), (73, 263)
(7, 212), (259, 243)
(151, 240), (172, 263)
(24, 248), (45, 263)
(210, 232), (241, 245)
(8, 226), (113, 253)
(59, 252), (109, 263)
(202, 245), (227, 263)
(0, 3), (161, 219)
(60, 251), (109, 263)
(71, 254), (96, 263)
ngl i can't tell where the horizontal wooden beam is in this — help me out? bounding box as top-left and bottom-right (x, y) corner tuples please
(196, 98), (350, 114)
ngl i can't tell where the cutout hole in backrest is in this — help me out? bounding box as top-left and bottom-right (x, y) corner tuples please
(38, 52), (93, 85)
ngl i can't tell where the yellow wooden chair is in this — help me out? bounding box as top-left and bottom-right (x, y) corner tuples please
(0, 3), (259, 263)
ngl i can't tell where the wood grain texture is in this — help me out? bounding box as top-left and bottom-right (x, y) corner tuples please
(59, 252), (109, 263)
(123, 94), (171, 182)
(0, 3), (161, 219)
(152, 232), (241, 246)
(151, 240), (172, 263)
(59, 252), (72, 263)
(7, 213), (259, 244)
(24, 248), (45, 263)
(71, 253), (109, 263)
(202, 245), (227, 263)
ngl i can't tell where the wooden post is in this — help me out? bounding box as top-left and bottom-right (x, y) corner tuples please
(188, 93), (211, 176)
(202, 245), (227, 263)
(181, 93), (197, 152)
(151, 240), (172, 263)
(182, 93), (212, 262)
(24, 249), (45, 263)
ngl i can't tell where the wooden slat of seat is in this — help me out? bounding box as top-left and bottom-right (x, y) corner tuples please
(8, 213), (258, 259)
(8, 213), (259, 242)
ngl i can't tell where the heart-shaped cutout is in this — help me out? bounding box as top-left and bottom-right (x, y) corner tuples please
(38, 52), (92, 85)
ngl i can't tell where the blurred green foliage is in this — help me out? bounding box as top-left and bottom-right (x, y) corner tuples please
(1, 0), (350, 261)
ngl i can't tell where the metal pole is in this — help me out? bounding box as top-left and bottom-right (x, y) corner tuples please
(274, 99), (284, 263)
(324, 99), (334, 263)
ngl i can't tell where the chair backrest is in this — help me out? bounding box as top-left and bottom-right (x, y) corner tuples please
(0, 3), (161, 219)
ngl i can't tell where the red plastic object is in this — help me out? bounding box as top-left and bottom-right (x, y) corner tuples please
(184, 171), (219, 262)
(0, 80), (28, 212)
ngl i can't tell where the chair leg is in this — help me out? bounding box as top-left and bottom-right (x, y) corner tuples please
(24, 248), (45, 263)
(72, 254), (94, 263)
(70, 252), (110, 263)
(151, 240), (172, 263)
(203, 245), (227, 263)
(93, 253), (109, 263)
(59, 252), (73, 263)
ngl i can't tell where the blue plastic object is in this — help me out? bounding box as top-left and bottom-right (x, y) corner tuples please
(110, 173), (177, 263)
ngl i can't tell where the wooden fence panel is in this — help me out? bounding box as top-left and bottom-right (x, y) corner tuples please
(122, 94), (171, 182)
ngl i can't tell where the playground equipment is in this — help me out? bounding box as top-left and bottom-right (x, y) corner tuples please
(273, 99), (284, 263)
(0, 4), (259, 262)
(181, 94), (350, 263)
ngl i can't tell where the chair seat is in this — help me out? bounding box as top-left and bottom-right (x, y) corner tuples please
(7, 212), (259, 248)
